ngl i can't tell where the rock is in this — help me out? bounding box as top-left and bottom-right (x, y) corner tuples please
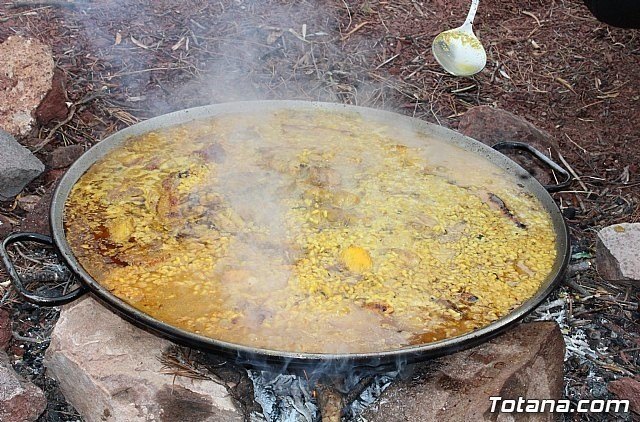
(458, 106), (559, 186)
(0, 350), (47, 421)
(17, 194), (41, 213)
(45, 297), (243, 422)
(608, 377), (640, 415)
(0, 308), (10, 350)
(43, 168), (67, 185)
(49, 144), (84, 169)
(0, 129), (45, 201)
(0, 36), (55, 136)
(35, 69), (68, 126)
(596, 223), (640, 284)
(21, 185), (55, 235)
(363, 322), (565, 422)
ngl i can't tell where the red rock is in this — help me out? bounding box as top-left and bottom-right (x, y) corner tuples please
(0, 351), (46, 421)
(458, 106), (560, 186)
(21, 186), (55, 235)
(608, 377), (640, 415)
(49, 144), (84, 169)
(45, 298), (243, 421)
(363, 322), (565, 422)
(35, 69), (68, 125)
(44, 168), (67, 185)
(0, 309), (11, 350)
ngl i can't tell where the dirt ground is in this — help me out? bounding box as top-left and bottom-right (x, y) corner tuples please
(0, 0), (638, 421)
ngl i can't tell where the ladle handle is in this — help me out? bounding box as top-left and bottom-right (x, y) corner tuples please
(463, 0), (480, 28)
(0, 232), (88, 306)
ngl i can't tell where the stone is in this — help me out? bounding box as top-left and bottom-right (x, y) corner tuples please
(0, 350), (47, 421)
(45, 297), (243, 422)
(35, 69), (69, 126)
(0, 129), (45, 201)
(596, 223), (640, 284)
(458, 106), (559, 186)
(363, 322), (565, 422)
(0, 36), (55, 136)
(21, 185), (54, 235)
(17, 194), (41, 213)
(49, 144), (84, 169)
(608, 377), (640, 415)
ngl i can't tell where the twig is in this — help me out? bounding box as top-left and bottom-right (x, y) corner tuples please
(340, 0), (352, 30)
(564, 133), (587, 154)
(553, 76), (577, 95)
(521, 11), (541, 26)
(32, 105), (77, 153)
(375, 54), (399, 69)
(12, 331), (47, 343)
(557, 152), (590, 194)
(341, 21), (370, 41)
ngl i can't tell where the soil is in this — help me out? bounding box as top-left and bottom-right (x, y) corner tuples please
(0, 0), (638, 421)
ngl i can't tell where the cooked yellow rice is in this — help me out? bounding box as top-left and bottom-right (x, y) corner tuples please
(64, 109), (557, 353)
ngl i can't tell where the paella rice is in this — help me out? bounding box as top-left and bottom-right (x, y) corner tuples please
(64, 109), (558, 353)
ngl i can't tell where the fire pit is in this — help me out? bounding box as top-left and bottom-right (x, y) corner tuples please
(43, 297), (565, 421)
(2, 101), (571, 420)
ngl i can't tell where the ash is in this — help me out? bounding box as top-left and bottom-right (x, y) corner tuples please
(248, 368), (400, 422)
(527, 250), (637, 421)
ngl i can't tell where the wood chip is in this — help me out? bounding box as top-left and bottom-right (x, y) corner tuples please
(130, 35), (149, 50)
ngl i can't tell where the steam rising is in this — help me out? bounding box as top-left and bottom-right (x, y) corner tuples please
(75, 0), (394, 120)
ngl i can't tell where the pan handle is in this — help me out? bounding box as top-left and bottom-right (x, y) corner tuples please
(0, 232), (88, 306)
(492, 142), (571, 192)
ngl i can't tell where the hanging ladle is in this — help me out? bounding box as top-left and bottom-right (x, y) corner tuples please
(432, 0), (487, 76)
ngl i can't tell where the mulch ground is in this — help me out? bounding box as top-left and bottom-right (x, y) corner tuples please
(0, 0), (639, 421)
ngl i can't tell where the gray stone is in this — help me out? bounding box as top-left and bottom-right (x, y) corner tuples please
(596, 223), (640, 284)
(44, 297), (243, 422)
(363, 322), (565, 422)
(0, 130), (44, 201)
(0, 351), (46, 422)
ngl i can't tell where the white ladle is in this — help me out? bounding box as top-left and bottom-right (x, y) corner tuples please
(432, 0), (487, 76)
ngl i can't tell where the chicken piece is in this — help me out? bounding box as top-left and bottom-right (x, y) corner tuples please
(307, 166), (342, 187)
(363, 300), (394, 315)
(156, 174), (182, 224)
